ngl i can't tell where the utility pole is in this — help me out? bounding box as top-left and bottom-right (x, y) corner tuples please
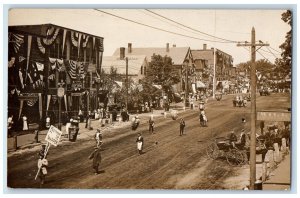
(125, 57), (129, 110)
(237, 27), (269, 190)
(213, 47), (216, 99)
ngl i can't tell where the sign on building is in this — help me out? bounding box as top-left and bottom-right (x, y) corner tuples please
(257, 111), (291, 122)
(45, 125), (63, 146)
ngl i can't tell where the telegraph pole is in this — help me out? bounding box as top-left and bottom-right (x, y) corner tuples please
(237, 27), (269, 190)
(125, 57), (129, 110)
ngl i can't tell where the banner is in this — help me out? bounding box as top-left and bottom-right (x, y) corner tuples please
(45, 125), (63, 146)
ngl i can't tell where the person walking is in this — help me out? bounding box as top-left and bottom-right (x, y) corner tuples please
(179, 118), (185, 136)
(37, 154), (48, 186)
(136, 133), (144, 155)
(37, 144), (48, 186)
(149, 117), (155, 134)
(88, 146), (102, 175)
(95, 128), (103, 148)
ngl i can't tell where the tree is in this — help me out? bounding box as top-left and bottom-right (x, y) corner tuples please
(275, 10), (292, 76)
(141, 54), (180, 101)
(236, 59), (275, 77)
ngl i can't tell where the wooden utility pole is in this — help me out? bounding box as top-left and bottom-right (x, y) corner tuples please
(125, 57), (129, 110)
(237, 27), (269, 190)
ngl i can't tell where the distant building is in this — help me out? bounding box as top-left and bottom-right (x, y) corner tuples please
(191, 44), (234, 86)
(112, 43), (193, 92)
(102, 47), (148, 83)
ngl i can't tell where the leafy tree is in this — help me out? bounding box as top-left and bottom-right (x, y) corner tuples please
(141, 54), (180, 101)
(236, 59), (275, 77)
(275, 10), (292, 76)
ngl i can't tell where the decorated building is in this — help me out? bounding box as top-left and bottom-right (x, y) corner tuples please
(8, 24), (104, 130)
(191, 44), (234, 89)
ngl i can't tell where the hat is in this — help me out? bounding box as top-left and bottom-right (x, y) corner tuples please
(97, 128), (101, 132)
(231, 130), (235, 133)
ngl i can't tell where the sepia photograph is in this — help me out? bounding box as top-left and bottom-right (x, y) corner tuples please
(5, 7), (292, 191)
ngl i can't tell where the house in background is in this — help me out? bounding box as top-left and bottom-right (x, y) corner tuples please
(102, 47), (148, 83)
(112, 43), (194, 93)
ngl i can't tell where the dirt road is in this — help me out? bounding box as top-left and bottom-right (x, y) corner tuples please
(7, 93), (290, 189)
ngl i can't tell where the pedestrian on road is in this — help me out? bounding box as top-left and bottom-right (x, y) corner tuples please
(95, 128), (103, 148)
(136, 133), (144, 155)
(88, 146), (102, 175)
(179, 118), (185, 136)
(149, 117), (155, 134)
(37, 154), (48, 186)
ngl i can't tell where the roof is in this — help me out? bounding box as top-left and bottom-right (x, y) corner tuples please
(191, 50), (214, 65)
(101, 55), (147, 75)
(112, 47), (190, 65)
(9, 23), (104, 39)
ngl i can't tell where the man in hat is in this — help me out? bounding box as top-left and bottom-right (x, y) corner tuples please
(95, 128), (103, 148)
(179, 118), (186, 136)
(229, 131), (238, 148)
(148, 116), (155, 134)
(88, 146), (102, 175)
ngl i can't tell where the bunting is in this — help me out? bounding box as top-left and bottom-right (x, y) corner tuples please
(8, 32), (24, 54)
(98, 38), (104, 52)
(43, 27), (60, 46)
(19, 56), (26, 63)
(65, 60), (86, 80)
(82, 35), (89, 48)
(37, 37), (45, 54)
(26, 93), (38, 106)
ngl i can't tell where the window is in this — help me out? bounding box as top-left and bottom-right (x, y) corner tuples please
(141, 66), (143, 75)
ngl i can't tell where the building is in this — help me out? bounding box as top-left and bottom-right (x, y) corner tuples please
(112, 43), (193, 93)
(191, 44), (235, 89)
(102, 47), (148, 83)
(8, 24), (104, 129)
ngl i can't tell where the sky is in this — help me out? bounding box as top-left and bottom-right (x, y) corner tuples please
(8, 9), (290, 65)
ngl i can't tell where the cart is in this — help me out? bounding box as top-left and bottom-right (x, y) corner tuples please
(206, 137), (245, 166)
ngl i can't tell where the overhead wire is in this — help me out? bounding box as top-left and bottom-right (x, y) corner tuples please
(138, 10), (203, 37)
(94, 9), (236, 43)
(144, 9), (239, 43)
(266, 47), (280, 59)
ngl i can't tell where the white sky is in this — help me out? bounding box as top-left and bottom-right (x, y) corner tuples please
(9, 9), (290, 65)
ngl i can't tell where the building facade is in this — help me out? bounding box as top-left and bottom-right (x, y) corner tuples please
(8, 24), (104, 129)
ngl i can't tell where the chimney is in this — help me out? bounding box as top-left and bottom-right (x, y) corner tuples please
(128, 43), (132, 53)
(173, 44), (176, 47)
(203, 44), (207, 50)
(120, 47), (125, 59)
(166, 43), (169, 52)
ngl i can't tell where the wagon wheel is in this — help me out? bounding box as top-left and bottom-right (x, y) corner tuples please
(206, 141), (219, 159)
(226, 149), (244, 166)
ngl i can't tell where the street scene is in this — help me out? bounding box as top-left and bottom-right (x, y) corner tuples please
(6, 9), (292, 190)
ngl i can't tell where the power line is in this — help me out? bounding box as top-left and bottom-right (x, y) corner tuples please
(94, 9), (234, 43)
(266, 47), (279, 59)
(145, 9), (239, 43)
(269, 46), (282, 54)
(138, 10), (202, 37)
